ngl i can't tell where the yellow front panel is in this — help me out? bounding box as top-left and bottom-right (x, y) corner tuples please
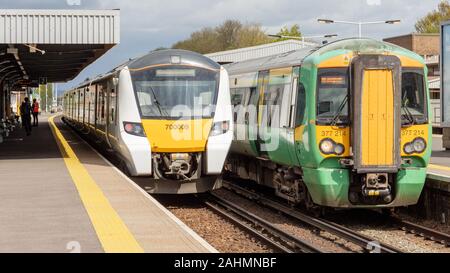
(361, 69), (394, 166)
(316, 126), (351, 157)
(142, 119), (213, 153)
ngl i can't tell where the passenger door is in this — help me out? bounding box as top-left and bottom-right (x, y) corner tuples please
(264, 67), (296, 166)
(256, 71), (270, 157)
(107, 79), (118, 147)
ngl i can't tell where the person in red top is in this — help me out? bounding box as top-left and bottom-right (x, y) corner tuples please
(32, 99), (39, 127)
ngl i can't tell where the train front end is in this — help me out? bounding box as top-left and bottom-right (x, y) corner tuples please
(120, 50), (233, 194)
(298, 39), (431, 208)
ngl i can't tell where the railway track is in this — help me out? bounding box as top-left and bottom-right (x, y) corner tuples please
(388, 216), (450, 247)
(222, 180), (403, 253)
(205, 193), (324, 253)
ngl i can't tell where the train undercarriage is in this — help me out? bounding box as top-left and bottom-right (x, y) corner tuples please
(226, 154), (398, 210)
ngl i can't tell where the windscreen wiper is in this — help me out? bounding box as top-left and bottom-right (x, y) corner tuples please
(401, 105), (416, 126)
(331, 94), (349, 126)
(149, 86), (169, 117)
(401, 96), (416, 126)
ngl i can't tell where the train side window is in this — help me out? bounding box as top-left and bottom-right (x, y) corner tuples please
(101, 89), (105, 120)
(110, 88), (116, 124)
(231, 89), (244, 107)
(295, 82), (306, 126)
(289, 77), (299, 128)
(266, 81), (291, 128)
(248, 87), (259, 107)
(265, 85), (283, 127)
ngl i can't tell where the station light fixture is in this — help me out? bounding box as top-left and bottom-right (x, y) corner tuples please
(317, 18), (401, 37)
(318, 19), (335, 24)
(385, 20), (401, 24)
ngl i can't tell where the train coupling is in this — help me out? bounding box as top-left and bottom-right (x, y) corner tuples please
(361, 173), (393, 203)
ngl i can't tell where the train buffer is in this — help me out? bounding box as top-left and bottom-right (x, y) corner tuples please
(0, 115), (216, 253)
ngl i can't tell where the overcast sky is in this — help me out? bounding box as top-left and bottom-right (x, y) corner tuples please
(0, 0), (445, 92)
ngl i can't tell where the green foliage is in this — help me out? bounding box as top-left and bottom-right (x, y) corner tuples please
(38, 83), (53, 111)
(274, 24), (302, 41)
(415, 0), (450, 33)
(172, 21), (304, 54)
(172, 20), (271, 54)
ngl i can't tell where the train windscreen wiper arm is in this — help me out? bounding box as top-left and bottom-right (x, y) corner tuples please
(149, 86), (169, 117)
(401, 98), (416, 126)
(331, 94), (349, 126)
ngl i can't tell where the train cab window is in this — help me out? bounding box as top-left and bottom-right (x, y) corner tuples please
(295, 82), (306, 126)
(401, 70), (427, 125)
(316, 68), (349, 125)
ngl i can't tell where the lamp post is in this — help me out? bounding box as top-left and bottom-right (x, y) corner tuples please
(317, 19), (401, 38)
(268, 34), (338, 48)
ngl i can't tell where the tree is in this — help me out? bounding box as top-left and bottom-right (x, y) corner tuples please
(415, 0), (450, 33)
(172, 27), (221, 54)
(274, 24), (302, 41)
(39, 83), (53, 112)
(172, 20), (271, 54)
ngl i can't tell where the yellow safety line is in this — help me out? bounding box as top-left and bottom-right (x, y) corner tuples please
(48, 115), (144, 253)
(428, 164), (450, 172)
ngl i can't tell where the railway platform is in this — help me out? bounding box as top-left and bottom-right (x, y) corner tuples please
(0, 114), (216, 253)
(429, 135), (450, 182)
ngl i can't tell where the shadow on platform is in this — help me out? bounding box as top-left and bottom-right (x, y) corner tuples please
(0, 117), (61, 160)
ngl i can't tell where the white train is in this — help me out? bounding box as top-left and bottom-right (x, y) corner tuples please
(63, 49), (233, 194)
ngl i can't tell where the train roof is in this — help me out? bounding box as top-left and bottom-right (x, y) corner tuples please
(224, 46), (315, 75)
(224, 38), (424, 76)
(68, 49), (220, 91)
(127, 49), (221, 71)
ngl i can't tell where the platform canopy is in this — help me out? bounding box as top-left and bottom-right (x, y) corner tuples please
(0, 9), (120, 87)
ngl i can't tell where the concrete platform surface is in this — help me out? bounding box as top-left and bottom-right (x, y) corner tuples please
(428, 135), (450, 181)
(0, 114), (216, 253)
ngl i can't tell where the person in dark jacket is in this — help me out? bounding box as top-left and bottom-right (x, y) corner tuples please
(20, 97), (32, 136)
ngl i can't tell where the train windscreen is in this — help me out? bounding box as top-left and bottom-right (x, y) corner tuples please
(316, 68), (350, 125)
(401, 70), (428, 125)
(131, 66), (219, 119)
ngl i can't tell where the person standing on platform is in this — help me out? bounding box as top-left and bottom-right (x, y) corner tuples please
(32, 98), (39, 127)
(20, 97), (32, 136)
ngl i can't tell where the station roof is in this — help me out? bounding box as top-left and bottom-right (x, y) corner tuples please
(205, 39), (317, 64)
(0, 9), (120, 87)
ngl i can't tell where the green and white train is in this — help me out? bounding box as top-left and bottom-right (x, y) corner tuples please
(225, 38), (432, 209)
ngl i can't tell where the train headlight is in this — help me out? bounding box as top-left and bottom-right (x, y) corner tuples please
(403, 137), (427, 154)
(319, 139), (335, 155)
(334, 144), (345, 156)
(403, 143), (415, 155)
(413, 138), (426, 153)
(123, 122), (146, 137)
(210, 121), (230, 136)
(319, 139), (345, 156)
